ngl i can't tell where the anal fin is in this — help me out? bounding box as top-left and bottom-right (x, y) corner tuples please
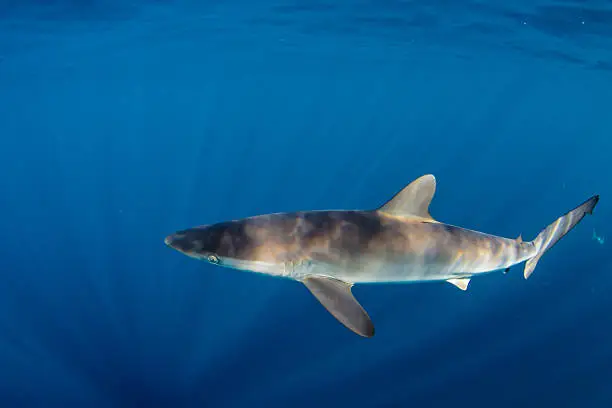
(447, 277), (471, 291)
(302, 275), (374, 338)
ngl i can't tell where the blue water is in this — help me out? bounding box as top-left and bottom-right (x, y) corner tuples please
(1, 1), (611, 406)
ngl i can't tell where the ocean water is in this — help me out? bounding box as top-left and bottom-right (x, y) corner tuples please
(1, 1), (611, 406)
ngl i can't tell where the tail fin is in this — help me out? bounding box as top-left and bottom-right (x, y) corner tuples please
(524, 195), (600, 279)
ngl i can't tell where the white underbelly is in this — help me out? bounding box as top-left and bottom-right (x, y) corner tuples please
(307, 252), (534, 284)
(344, 261), (457, 283)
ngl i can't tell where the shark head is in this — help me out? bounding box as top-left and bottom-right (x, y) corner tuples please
(164, 223), (229, 262)
(164, 218), (290, 276)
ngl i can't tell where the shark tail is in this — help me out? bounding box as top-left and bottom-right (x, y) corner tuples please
(524, 195), (599, 279)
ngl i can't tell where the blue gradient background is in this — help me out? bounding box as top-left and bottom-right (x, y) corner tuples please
(1, 1), (611, 407)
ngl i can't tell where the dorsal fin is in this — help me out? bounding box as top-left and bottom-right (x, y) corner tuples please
(378, 174), (436, 220)
(516, 234), (523, 244)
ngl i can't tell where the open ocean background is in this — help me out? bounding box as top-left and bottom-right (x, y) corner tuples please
(1, 1), (611, 407)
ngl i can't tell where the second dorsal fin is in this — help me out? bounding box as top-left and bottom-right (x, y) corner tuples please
(378, 174), (437, 220)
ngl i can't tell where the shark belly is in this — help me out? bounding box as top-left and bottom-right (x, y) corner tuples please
(330, 259), (459, 284)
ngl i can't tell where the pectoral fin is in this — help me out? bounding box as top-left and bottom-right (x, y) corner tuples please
(447, 277), (471, 291)
(302, 276), (374, 338)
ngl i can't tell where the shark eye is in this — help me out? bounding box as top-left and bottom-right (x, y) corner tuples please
(207, 254), (220, 264)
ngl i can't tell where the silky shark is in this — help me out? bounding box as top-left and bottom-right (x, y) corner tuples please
(164, 175), (599, 338)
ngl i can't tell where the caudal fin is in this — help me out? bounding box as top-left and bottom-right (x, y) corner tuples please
(524, 195), (600, 279)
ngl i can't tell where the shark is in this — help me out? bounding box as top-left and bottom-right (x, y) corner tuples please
(164, 175), (599, 338)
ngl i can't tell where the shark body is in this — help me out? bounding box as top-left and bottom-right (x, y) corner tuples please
(165, 175), (599, 337)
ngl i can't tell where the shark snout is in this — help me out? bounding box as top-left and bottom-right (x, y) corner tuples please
(165, 224), (229, 260)
(164, 229), (210, 257)
(164, 232), (190, 253)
